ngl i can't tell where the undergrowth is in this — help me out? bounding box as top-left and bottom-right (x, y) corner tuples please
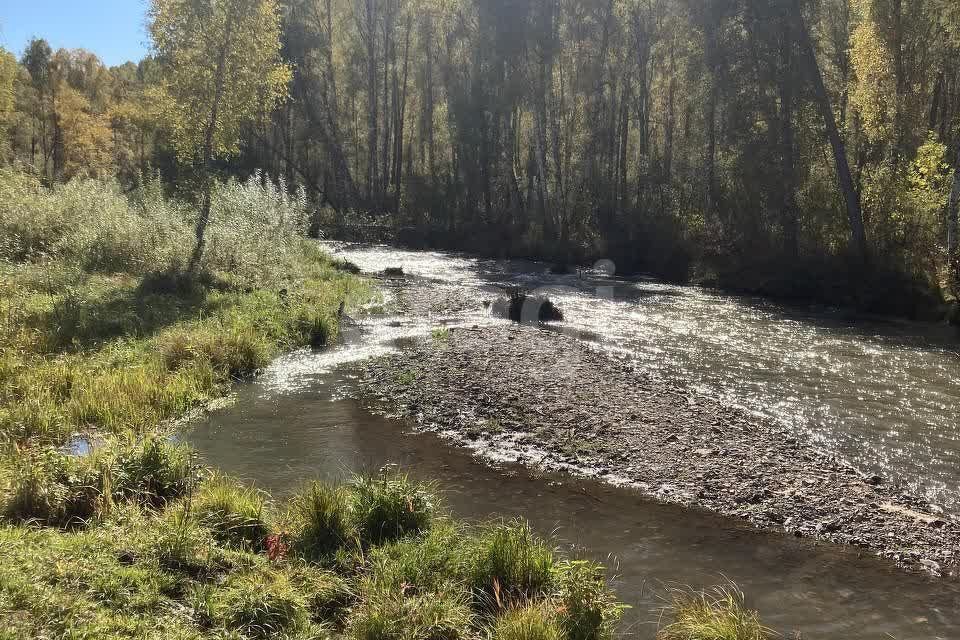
(0, 170), (372, 447)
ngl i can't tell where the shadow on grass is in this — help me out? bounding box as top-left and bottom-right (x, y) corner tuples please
(33, 271), (237, 353)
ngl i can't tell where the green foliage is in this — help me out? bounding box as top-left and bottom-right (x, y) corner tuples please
(553, 560), (624, 640)
(351, 473), (436, 546)
(1, 438), (199, 527)
(491, 605), (564, 640)
(467, 520), (555, 609)
(287, 482), (357, 560)
(0, 469), (628, 640)
(0, 171), (370, 446)
(0, 169), (190, 272)
(216, 572), (311, 639)
(350, 585), (474, 640)
(191, 473), (270, 550)
(148, 0), (290, 164)
(658, 586), (772, 640)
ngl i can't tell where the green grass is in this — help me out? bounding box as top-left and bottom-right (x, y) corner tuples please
(0, 467), (627, 640)
(658, 585), (773, 640)
(351, 473), (436, 546)
(468, 520), (555, 610)
(190, 473), (270, 550)
(491, 605), (564, 640)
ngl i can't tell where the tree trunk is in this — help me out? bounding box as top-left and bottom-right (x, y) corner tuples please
(948, 145), (960, 297)
(365, 0), (378, 203)
(793, 1), (867, 260)
(779, 12), (798, 257)
(393, 14), (411, 212)
(189, 6), (237, 271)
(704, 14), (719, 225)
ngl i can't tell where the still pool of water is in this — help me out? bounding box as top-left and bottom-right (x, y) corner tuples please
(187, 242), (960, 639)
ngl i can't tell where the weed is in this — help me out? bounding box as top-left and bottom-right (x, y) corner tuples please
(396, 369), (418, 385)
(431, 327), (450, 342)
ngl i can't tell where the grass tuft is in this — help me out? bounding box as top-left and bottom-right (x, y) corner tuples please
(658, 585), (773, 640)
(351, 473), (436, 546)
(468, 520), (555, 610)
(491, 604), (564, 640)
(288, 481), (357, 560)
(191, 473), (270, 550)
(553, 560), (625, 640)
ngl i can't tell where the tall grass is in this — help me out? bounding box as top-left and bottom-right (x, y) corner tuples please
(1, 438), (198, 527)
(0, 170), (371, 447)
(658, 585), (774, 640)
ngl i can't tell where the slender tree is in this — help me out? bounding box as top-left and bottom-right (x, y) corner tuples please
(149, 0), (291, 268)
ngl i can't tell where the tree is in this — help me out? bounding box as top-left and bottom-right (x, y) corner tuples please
(793, 0), (868, 260)
(0, 48), (16, 160)
(149, 0), (291, 268)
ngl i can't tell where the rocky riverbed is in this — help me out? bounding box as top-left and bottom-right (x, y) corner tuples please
(356, 308), (960, 578)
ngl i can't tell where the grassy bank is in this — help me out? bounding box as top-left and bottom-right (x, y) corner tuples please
(0, 170), (773, 639)
(0, 446), (766, 640)
(0, 169), (371, 447)
(0, 448), (627, 640)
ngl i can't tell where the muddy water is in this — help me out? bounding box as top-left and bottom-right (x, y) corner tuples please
(188, 242), (960, 639)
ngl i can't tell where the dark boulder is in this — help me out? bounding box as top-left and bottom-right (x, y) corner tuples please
(492, 291), (564, 323)
(381, 267), (405, 278)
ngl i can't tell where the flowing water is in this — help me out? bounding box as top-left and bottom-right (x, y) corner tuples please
(188, 242), (960, 639)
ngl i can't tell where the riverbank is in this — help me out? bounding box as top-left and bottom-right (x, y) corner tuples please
(358, 322), (960, 578)
(0, 174), (666, 639)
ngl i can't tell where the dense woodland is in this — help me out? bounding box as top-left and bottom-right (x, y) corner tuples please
(2, 0), (960, 316)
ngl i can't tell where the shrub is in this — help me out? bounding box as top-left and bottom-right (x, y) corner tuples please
(351, 473), (436, 546)
(553, 560), (623, 640)
(288, 482), (356, 560)
(0, 169), (192, 273)
(201, 172), (310, 287)
(491, 604), (564, 640)
(658, 586), (772, 640)
(468, 520), (555, 610)
(192, 474), (270, 550)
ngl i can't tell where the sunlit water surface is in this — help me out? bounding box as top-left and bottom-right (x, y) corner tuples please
(187, 241), (960, 639)
(324, 242), (960, 512)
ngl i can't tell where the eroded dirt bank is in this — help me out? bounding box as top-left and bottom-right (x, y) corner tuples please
(357, 317), (960, 578)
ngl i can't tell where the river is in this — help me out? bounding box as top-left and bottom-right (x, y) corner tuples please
(188, 242), (960, 639)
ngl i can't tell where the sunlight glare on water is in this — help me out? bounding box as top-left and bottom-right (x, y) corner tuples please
(323, 242), (960, 512)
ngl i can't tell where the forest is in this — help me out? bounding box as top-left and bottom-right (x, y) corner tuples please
(3, 0), (960, 317)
